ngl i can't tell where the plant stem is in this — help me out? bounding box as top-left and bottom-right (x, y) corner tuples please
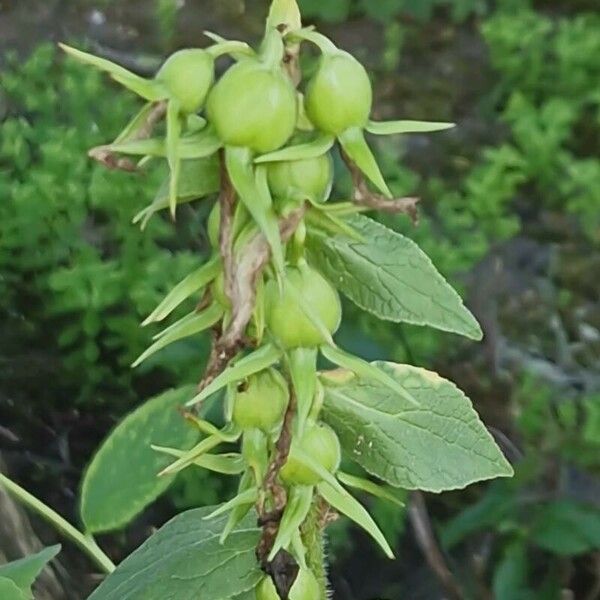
(301, 501), (329, 599)
(0, 472), (116, 574)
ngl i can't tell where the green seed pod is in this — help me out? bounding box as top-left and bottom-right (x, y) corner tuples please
(206, 59), (297, 153)
(256, 568), (320, 600)
(265, 265), (341, 349)
(280, 422), (341, 486)
(232, 369), (289, 432)
(267, 153), (333, 203)
(305, 51), (372, 135)
(155, 49), (215, 114)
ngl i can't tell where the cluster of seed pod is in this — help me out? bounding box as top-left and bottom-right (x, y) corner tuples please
(61, 2), (452, 596)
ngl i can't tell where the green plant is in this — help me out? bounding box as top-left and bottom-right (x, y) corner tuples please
(0, 1), (513, 598)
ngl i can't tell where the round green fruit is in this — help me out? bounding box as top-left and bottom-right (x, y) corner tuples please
(206, 59), (297, 153)
(305, 51), (372, 135)
(280, 422), (341, 486)
(155, 49), (215, 114)
(256, 569), (320, 600)
(267, 153), (333, 203)
(232, 369), (289, 432)
(265, 265), (341, 349)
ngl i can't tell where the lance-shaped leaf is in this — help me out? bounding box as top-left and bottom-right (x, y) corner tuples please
(152, 447), (245, 475)
(0, 545), (61, 597)
(143, 256), (221, 325)
(338, 126), (392, 198)
(337, 472), (404, 507)
(0, 578), (27, 600)
(132, 303), (223, 368)
(322, 363), (514, 492)
(308, 215), (483, 340)
(166, 99), (182, 218)
(291, 448), (394, 558)
(59, 44), (166, 102)
(269, 485), (313, 560)
(203, 489), (259, 521)
(221, 471), (255, 544)
(320, 344), (418, 407)
(186, 344), (283, 407)
(87, 506), (262, 600)
(254, 134), (334, 164)
(80, 386), (199, 533)
(366, 120), (455, 136)
(133, 155), (220, 228)
(225, 147), (285, 275)
(287, 347), (318, 436)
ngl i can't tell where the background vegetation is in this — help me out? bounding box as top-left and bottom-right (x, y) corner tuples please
(1, 0), (598, 598)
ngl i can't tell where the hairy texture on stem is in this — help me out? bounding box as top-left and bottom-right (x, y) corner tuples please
(341, 148), (420, 223)
(198, 205), (306, 392)
(88, 100), (168, 171)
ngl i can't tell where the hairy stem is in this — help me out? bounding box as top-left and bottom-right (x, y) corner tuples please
(301, 501), (329, 599)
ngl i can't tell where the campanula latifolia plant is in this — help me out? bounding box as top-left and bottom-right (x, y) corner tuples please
(0, 1), (513, 598)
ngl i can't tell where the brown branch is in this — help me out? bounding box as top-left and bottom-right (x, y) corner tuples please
(341, 147), (420, 224)
(409, 491), (464, 600)
(88, 100), (168, 171)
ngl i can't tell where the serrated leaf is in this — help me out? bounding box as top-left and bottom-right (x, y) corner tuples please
(322, 362), (513, 492)
(366, 120), (455, 136)
(87, 506), (262, 600)
(338, 126), (392, 198)
(308, 215), (482, 340)
(0, 545), (60, 596)
(0, 577), (27, 600)
(133, 155), (220, 228)
(80, 386), (199, 533)
(254, 134), (334, 164)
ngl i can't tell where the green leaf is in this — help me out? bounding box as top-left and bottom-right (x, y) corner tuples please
(321, 362), (513, 492)
(308, 215), (482, 340)
(87, 506), (262, 600)
(80, 386), (199, 533)
(186, 344), (283, 407)
(338, 127), (392, 198)
(0, 577), (28, 600)
(132, 302), (223, 367)
(0, 545), (60, 596)
(366, 120), (455, 136)
(143, 256), (221, 324)
(225, 147), (284, 275)
(59, 44), (166, 102)
(530, 502), (600, 556)
(133, 155), (220, 228)
(254, 134), (334, 164)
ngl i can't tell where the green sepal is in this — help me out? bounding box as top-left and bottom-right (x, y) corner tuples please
(288, 28), (338, 54)
(150, 447), (245, 475)
(338, 126), (392, 198)
(225, 147), (285, 276)
(166, 99), (182, 218)
(180, 413), (241, 442)
(186, 344), (283, 407)
(317, 479), (394, 559)
(287, 347), (318, 436)
(254, 134), (334, 164)
(366, 120), (455, 136)
(220, 470), (255, 544)
(204, 32), (256, 60)
(113, 102), (157, 144)
(250, 276), (266, 345)
(59, 43), (167, 101)
(305, 207), (365, 242)
(267, 0), (302, 32)
(132, 302), (223, 368)
(202, 488), (258, 521)
(336, 472), (405, 507)
(0, 545), (61, 596)
(320, 344), (418, 407)
(268, 485), (313, 561)
(143, 256), (221, 325)
(291, 530), (307, 569)
(241, 428), (269, 484)
(133, 155), (220, 229)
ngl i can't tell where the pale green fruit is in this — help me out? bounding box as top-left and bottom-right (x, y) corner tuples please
(267, 153), (333, 203)
(256, 568), (321, 600)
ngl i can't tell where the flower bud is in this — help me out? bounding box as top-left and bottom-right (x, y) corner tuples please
(155, 49), (215, 114)
(305, 51), (372, 135)
(267, 153), (333, 203)
(207, 59), (297, 153)
(265, 265), (341, 349)
(232, 369), (289, 432)
(280, 422), (341, 486)
(256, 568), (320, 600)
